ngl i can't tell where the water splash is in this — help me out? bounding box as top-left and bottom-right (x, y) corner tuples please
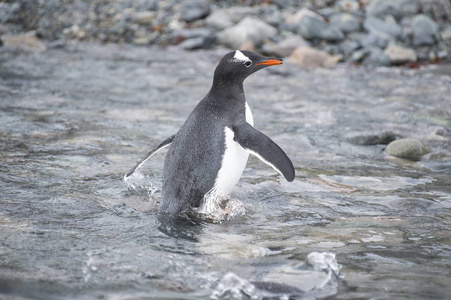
(190, 193), (248, 223)
(123, 171), (159, 197)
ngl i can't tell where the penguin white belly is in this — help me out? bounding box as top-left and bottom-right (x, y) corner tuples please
(212, 102), (254, 195)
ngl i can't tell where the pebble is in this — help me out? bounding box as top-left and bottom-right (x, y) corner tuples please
(385, 138), (431, 160)
(360, 31), (389, 49)
(384, 45), (417, 65)
(361, 47), (391, 67)
(294, 16), (345, 42)
(1, 34), (47, 52)
(288, 46), (341, 68)
(412, 14), (439, 47)
(261, 35), (309, 58)
(366, 0), (418, 20)
(442, 26), (451, 41)
(205, 10), (234, 30)
(363, 17), (403, 39)
(219, 17), (277, 50)
(336, 0), (360, 13)
(132, 11), (156, 25)
(330, 13), (362, 34)
(179, 0), (210, 23)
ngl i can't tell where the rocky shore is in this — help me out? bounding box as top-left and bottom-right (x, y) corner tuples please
(1, 0), (451, 67)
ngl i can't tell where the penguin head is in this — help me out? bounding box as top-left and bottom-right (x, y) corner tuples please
(213, 50), (282, 86)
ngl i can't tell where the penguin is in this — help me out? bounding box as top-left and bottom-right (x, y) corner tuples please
(125, 50), (295, 216)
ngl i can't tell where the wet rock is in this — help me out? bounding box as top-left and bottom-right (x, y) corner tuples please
(336, 0), (360, 13)
(385, 138), (431, 160)
(1, 34), (47, 52)
(205, 10), (234, 30)
(261, 35), (309, 58)
(294, 16), (345, 42)
(412, 14), (439, 47)
(363, 17), (403, 39)
(180, 0), (210, 23)
(346, 131), (396, 145)
(384, 45), (417, 65)
(219, 17), (277, 50)
(288, 46), (341, 68)
(330, 13), (361, 34)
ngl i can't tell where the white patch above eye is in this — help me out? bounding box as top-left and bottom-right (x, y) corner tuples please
(233, 50), (250, 62)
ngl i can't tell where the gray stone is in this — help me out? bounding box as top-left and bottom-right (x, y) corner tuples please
(339, 40), (360, 56)
(349, 48), (370, 63)
(361, 32), (389, 49)
(179, 36), (215, 50)
(294, 16), (345, 42)
(364, 17), (403, 39)
(385, 138), (431, 160)
(361, 47), (391, 66)
(261, 35), (309, 57)
(205, 10), (234, 30)
(346, 131), (396, 145)
(180, 0), (210, 23)
(330, 13), (361, 34)
(384, 45), (417, 65)
(173, 28), (213, 41)
(366, 0), (419, 20)
(412, 14), (439, 47)
(219, 17), (277, 49)
(225, 6), (257, 24)
(441, 26), (451, 41)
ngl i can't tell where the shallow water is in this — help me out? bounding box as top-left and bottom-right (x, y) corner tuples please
(0, 42), (450, 299)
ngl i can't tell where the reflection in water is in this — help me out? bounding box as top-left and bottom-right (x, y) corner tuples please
(0, 42), (450, 299)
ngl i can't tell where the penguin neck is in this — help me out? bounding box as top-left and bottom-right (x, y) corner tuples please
(209, 79), (245, 103)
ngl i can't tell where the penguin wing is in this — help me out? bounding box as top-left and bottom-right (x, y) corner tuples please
(232, 123), (295, 182)
(124, 134), (175, 178)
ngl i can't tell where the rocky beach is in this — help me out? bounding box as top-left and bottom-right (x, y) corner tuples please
(1, 0), (451, 66)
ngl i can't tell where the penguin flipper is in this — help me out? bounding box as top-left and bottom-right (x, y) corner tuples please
(124, 134), (175, 178)
(232, 124), (295, 182)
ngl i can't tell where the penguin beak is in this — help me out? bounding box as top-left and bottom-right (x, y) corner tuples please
(255, 58), (283, 66)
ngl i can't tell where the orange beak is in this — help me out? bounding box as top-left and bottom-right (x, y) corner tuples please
(256, 59), (283, 66)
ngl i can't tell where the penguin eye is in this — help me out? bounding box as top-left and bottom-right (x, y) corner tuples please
(244, 60), (252, 67)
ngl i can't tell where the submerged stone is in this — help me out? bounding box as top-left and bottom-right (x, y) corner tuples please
(347, 131), (396, 145)
(385, 138), (431, 160)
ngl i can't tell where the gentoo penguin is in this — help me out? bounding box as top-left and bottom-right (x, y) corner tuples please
(125, 50), (295, 215)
